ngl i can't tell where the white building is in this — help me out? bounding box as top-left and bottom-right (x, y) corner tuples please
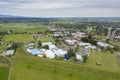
(53, 49), (67, 57)
(79, 42), (91, 47)
(79, 42), (96, 49)
(76, 55), (83, 61)
(97, 42), (114, 49)
(6, 50), (15, 56)
(65, 39), (77, 45)
(42, 42), (52, 47)
(44, 50), (56, 59)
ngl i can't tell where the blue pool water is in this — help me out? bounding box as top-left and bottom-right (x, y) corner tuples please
(30, 49), (41, 55)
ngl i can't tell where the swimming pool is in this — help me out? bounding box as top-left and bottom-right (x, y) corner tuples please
(30, 49), (41, 55)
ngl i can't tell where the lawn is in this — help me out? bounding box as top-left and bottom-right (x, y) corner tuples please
(0, 56), (10, 80)
(11, 44), (120, 80)
(2, 34), (35, 42)
(40, 38), (50, 42)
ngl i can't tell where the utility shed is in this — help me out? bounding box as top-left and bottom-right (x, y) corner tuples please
(6, 50), (15, 56)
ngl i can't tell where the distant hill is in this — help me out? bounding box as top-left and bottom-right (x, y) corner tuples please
(0, 14), (120, 23)
(0, 14), (24, 18)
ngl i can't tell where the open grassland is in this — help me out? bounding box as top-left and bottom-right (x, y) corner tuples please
(2, 34), (35, 42)
(0, 23), (47, 33)
(0, 67), (9, 80)
(40, 38), (50, 42)
(85, 50), (120, 73)
(11, 44), (120, 80)
(0, 44), (6, 51)
(0, 56), (10, 80)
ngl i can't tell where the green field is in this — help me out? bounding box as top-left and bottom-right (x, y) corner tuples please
(0, 23), (47, 33)
(0, 44), (6, 51)
(10, 44), (120, 80)
(0, 67), (9, 80)
(85, 50), (120, 73)
(0, 56), (10, 80)
(2, 34), (35, 42)
(40, 38), (50, 42)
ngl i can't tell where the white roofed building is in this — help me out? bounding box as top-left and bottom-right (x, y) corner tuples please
(6, 50), (15, 56)
(44, 50), (56, 59)
(42, 42), (52, 47)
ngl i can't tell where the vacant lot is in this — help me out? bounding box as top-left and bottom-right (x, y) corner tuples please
(11, 44), (120, 80)
(2, 34), (35, 42)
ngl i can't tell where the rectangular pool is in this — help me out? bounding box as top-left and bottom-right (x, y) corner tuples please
(30, 49), (41, 55)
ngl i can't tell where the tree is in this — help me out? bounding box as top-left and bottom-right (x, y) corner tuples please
(38, 41), (42, 48)
(75, 45), (80, 52)
(88, 34), (92, 39)
(12, 42), (17, 49)
(43, 45), (49, 49)
(81, 37), (88, 42)
(67, 48), (75, 57)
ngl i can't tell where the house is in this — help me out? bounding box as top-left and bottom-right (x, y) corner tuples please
(28, 42), (35, 46)
(76, 47), (90, 57)
(85, 45), (97, 49)
(6, 50), (15, 56)
(79, 42), (91, 47)
(53, 33), (59, 37)
(6, 45), (12, 50)
(53, 49), (67, 57)
(79, 42), (96, 49)
(42, 42), (52, 47)
(44, 50), (56, 59)
(48, 44), (58, 50)
(76, 54), (83, 62)
(65, 39), (77, 46)
(73, 32), (86, 40)
(97, 42), (114, 49)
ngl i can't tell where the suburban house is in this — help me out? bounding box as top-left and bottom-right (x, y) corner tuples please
(79, 42), (96, 49)
(65, 39), (77, 46)
(76, 54), (83, 62)
(42, 42), (52, 47)
(73, 32), (86, 40)
(6, 50), (15, 56)
(97, 42), (114, 49)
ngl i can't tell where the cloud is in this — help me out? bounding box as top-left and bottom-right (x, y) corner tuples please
(16, 1), (77, 10)
(0, 0), (120, 17)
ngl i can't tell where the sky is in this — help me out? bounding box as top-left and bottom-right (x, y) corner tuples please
(0, 0), (120, 17)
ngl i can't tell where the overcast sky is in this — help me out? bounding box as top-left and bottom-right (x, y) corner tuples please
(0, 0), (120, 17)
